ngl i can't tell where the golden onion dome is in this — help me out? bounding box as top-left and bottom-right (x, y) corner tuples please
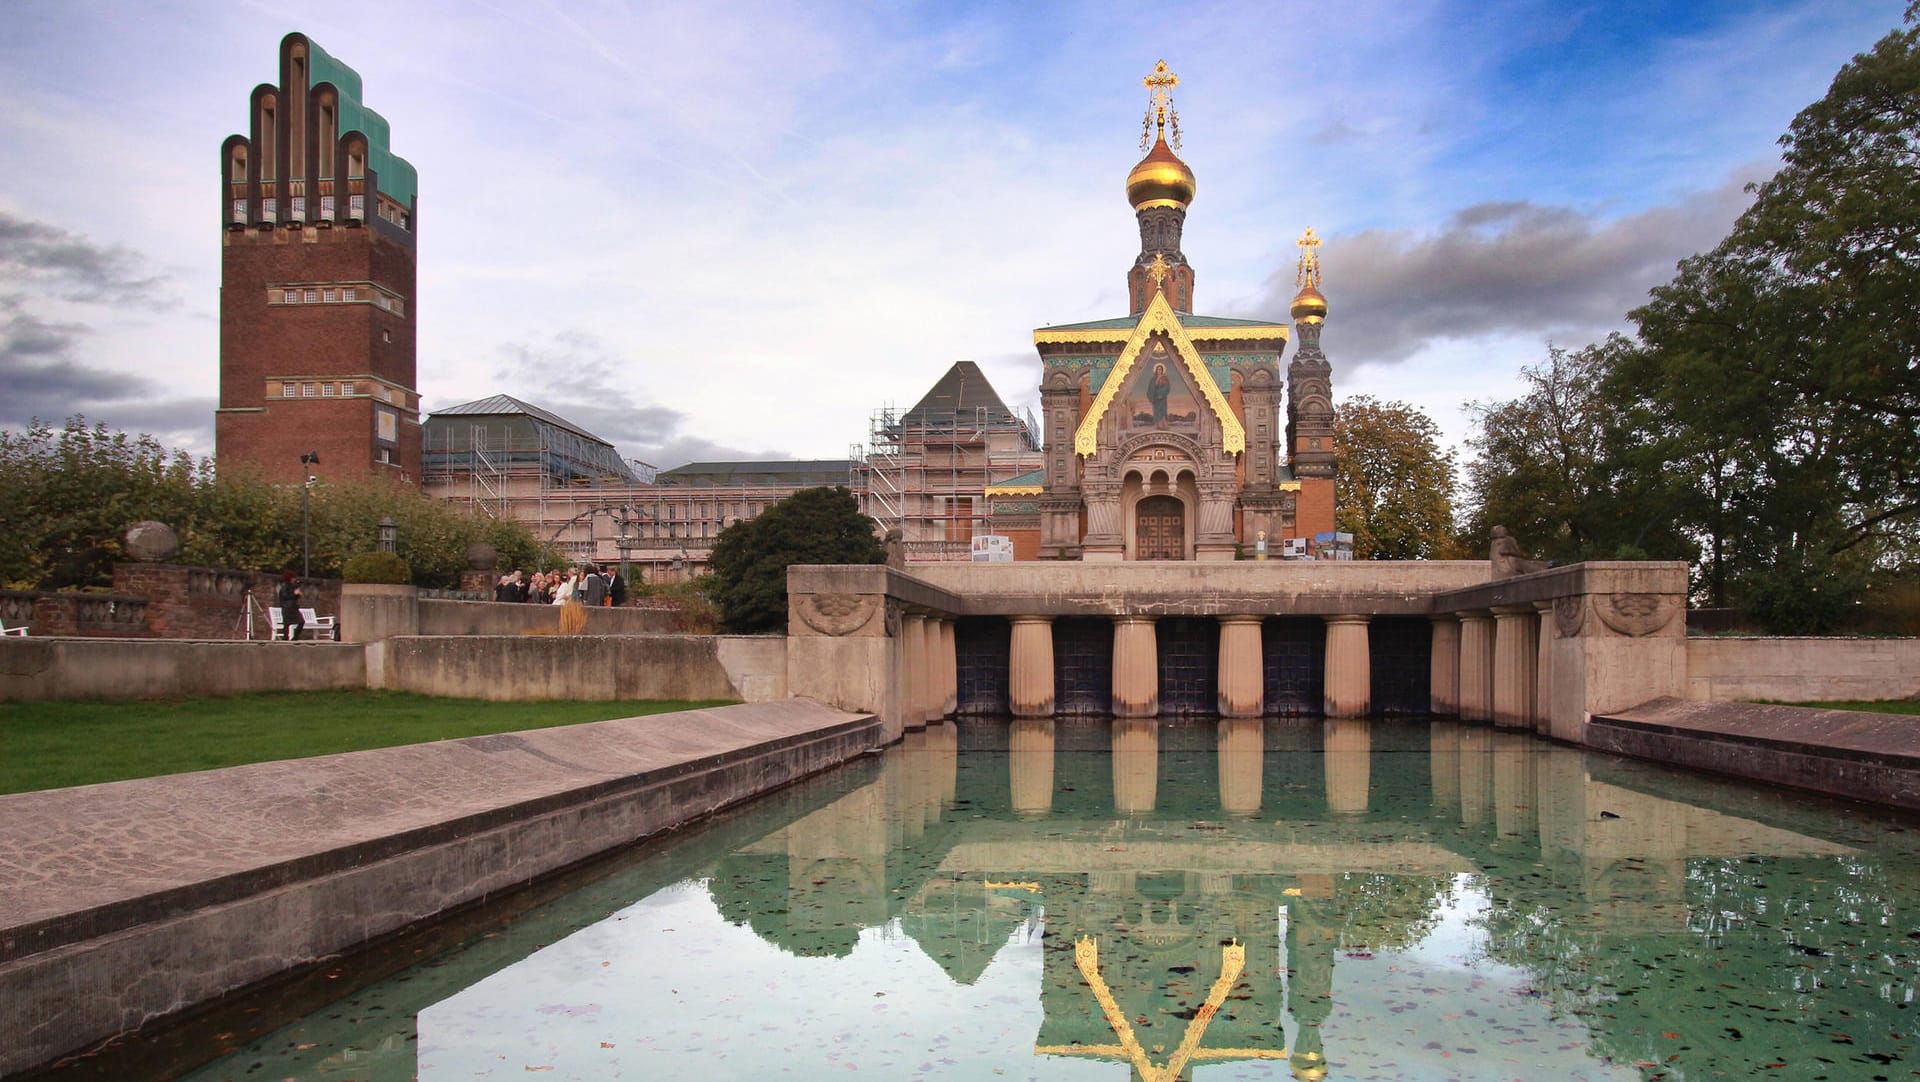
(1290, 284), (1328, 323)
(1126, 135), (1196, 211)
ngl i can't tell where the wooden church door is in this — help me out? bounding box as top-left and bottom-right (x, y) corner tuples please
(1135, 495), (1185, 560)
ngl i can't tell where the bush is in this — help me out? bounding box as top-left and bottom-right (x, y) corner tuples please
(342, 551), (412, 585)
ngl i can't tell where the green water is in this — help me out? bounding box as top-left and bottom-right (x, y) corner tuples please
(130, 720), (1920, 1080)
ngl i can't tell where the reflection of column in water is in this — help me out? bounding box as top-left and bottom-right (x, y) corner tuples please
(1285, 875), (1338, 1080)
(1217, 716), (1264, 818)
(1492, 731), (1537, 839)
(1322, 717), (1371, 815)
(1009, 718), (1056, 819)
(1429, 720), (1461, 810)
(925, 720), (958, 815)
(901, 729), (930, 840)
(1533, 744), (1587, 861)
(879, 736), (910, 851)
(1457, 725), (1493, 826)
(1112, 719), (1159, 815)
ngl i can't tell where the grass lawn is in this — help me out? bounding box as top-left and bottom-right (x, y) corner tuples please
(0, 691), (735, 795)
(1782, 699), (1920, 716)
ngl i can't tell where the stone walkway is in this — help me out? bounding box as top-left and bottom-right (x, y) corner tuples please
(0, 698), (879, 1076)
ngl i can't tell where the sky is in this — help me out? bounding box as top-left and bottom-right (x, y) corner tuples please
(0, 0), (1909, 470)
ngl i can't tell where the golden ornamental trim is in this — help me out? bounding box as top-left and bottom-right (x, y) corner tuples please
(1034, 322), (1288, 346)
(984, 484), (1044, 497)
(1072, 291), (1246, 457)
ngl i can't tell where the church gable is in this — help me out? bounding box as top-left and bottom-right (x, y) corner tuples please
(1073, 291), (1244, 456)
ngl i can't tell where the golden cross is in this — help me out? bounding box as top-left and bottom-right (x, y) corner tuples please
(1146, 252), (1171, 289)
(1296, 227), (1322, 289)
(1141, 60), (1182, 150)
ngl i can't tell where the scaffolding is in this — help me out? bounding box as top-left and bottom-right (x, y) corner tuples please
(852, 401), (1043, 561)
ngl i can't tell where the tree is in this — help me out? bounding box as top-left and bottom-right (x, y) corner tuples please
(0, 416), (543, 590)
(1460, 344), (1612, 561)
(1332, 396), (1459, 559)
(707, 486), (885, 633)
(1618, 12), (1920, 623)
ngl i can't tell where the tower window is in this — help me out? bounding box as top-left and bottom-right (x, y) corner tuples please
(232, 199), (247, 224)
(283, 290), (297, 304)
(303, 383), (317, 397)
(322, 289), (336, 303)
(343, 288), (357, 301)
(282, 383), (295, 397)
(304, 290), (317, 303)
(321, 382), (335, 396)
(382, 329), (392, 343)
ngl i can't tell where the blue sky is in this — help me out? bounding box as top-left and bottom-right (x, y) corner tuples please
(0, 0), (1907, 467)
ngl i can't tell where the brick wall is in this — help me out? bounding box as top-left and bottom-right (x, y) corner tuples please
(108, 564), (342, 640)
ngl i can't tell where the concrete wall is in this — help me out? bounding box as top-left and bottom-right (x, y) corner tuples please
(416, 598), (679, 637)
(379, 634), (786, 702)
(910, 560), (1492, 615)
(0, 638), (365, 701)
(1687, 637), (1920, 703)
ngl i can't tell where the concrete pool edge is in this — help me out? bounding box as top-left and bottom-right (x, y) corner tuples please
(1589, 697), (1920, 811)
(0, 698), (883, 1077)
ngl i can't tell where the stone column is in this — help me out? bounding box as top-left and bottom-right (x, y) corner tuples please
(1323, 717), (1372, 815)
(1009, 718), (1055, 819)
(937, 618), (958, 718)
(1457, 610), (1495, 723)
(1216, 615), (1265, 717)
(1217, 716), (1263, 818)
(1428, 615), (1461, 716)
(901, 614), (929, 727)
(1111, 616), (1159, 717)
(1009, 616), (1056, 717)
(1112, 718), (1159, 814)
(1321, 614), (1371, 718)
(1492, 605), (1538, 730)
(1532, 599), (1556, 735)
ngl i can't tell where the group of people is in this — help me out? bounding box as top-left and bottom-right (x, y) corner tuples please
(492, 565), (626, 607)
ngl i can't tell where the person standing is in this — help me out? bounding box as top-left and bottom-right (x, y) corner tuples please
(580, 564), (608, 607)
(608, 567), (628, 607)
(276, 571), (304, 641)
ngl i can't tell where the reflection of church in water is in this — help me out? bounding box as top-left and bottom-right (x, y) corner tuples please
(1016, 62), (1337, 561)
(711, 719), (1863, 1082)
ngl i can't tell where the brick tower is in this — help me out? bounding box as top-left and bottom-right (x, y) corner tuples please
(215, 32), (421, 484)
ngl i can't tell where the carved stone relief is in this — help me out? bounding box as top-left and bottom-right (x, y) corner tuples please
(794, 592), (881, 637)
(1593, 593), (1679, 638)
(1553, 595), (1586, 638)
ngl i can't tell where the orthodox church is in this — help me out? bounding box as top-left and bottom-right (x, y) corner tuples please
(999, 61), (1337, 561)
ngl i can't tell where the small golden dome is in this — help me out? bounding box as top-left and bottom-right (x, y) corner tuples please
(1127, 135), (1196, 211)
(1291, 284), (1328, 323)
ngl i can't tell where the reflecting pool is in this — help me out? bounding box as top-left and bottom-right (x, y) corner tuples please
(140, 719), (1920, 1080)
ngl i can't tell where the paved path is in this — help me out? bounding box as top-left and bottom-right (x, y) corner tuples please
(0, 698), (879, 1075)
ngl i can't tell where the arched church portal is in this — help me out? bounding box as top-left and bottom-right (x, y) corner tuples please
(1135, 495), (1185, 560)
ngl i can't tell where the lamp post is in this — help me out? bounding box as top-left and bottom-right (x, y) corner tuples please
(299, 451), (320, 578)
(378, 516), (397, 554)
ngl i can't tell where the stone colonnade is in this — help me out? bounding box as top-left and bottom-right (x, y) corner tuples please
(1008, 613), (1377, 721)
(786, 561), (1687, 740)
(1426, 564), (1689, 740)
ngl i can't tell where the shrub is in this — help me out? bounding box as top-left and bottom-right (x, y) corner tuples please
(342, 550), (412, 585)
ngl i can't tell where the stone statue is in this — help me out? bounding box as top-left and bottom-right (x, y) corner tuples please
(883, 527), (906, 570)
(1490, 525), (1549, 579)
